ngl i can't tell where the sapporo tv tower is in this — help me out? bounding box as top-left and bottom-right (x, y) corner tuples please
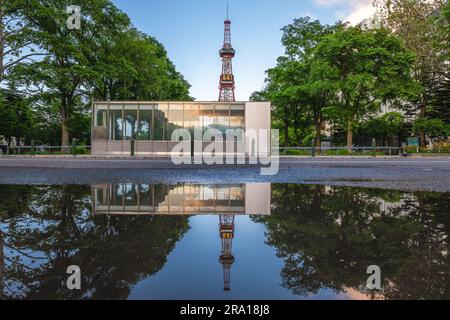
(218, 2), (236, 292)
(218, 3), (236, 102)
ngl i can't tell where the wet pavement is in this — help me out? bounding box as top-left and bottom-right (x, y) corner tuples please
(0, 158), (449, 192)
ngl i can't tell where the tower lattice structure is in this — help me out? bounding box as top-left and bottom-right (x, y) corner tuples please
(218, 15), (236, 102)
(219, 214), (235, 292)
(218, 8), (236, 292)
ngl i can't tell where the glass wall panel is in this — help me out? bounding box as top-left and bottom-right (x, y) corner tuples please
(216, 185), (231, 200)
(95, 188), (106, 206)
(138, 105), (153, 141)
(230, 184), (245, 207)
(95, 105), (107, 127)
(110, 108), (124, 141)
(230, 104), (245, 141)
(214, 104), (230, 137)
(167, 104), (184, 141)
(154, 104), (168, 141)
(123, 184), (138, 206)
(124, 108), (138, 140)
(199, 104), (215, 139)
(112, 184), (124, 206)
(139, 185), (153, 207)
(184, 104), (200, 139)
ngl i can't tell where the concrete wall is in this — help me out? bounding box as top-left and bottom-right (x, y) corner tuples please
(245, 102), (271, 157)
(245, 183), (271, 215)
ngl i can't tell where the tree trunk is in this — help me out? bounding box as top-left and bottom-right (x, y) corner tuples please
(315, 120), (321, 149)
(419, 95), (427, 147)
(284, 120), (289, 148)
(347, 118), (353, 153)
(61, 97), (70, 148)
(61, 118), (69, 148)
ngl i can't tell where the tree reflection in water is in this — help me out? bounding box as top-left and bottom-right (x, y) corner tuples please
(0, 185), (189, 300)
(256, 185), (450, 300)
(1, 184), (449, 300)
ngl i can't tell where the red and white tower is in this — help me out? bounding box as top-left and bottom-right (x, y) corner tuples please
(218, 7), (236, 102)
(218, 4), (236, 292)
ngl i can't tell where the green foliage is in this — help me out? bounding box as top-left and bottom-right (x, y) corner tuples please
(1, 0), (191, 147)
(254, 16), (419, 149)
(89, 28), (191, 101)
(356, 112), (410, 146)
(253, 17), (342, 147)
(0, 89), (35, 145)
(323, 149), (350, 156)
(283, 149), (310, 156)
(375, 0), (449, 146)
(314, 27), (420, 149)
(413, 118), (449, 139)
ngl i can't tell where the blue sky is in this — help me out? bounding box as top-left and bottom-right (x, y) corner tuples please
(112, 0), (375, 101)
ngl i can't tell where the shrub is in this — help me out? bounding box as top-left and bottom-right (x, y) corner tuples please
(284, 149), (310, 156)
(432, 140), (450, 153)
(324, 149), (350, 156)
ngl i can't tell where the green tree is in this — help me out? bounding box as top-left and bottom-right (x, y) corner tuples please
(357, 112), (408, 147)
(376, 0), (449, 146)
(253, 17), (341, 147)
(428, 2), (450, 125)
(314, 27), (419, 151)
(0, 88), (34, 146)
(88, 28), (191, 101)
(413, 118), (449, 141)
(16, 0), (131, 147)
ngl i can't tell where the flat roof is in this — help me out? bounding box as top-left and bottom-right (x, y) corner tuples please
(92, 101), (262, 104)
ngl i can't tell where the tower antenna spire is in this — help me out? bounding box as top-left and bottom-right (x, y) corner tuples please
(227, 0), (229, 20)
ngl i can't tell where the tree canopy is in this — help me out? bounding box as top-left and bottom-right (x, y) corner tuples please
(252, 0), (448, 149)
(0, 0), (191, 147)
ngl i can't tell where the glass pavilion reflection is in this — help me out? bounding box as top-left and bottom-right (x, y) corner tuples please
(92, 183), (271, 291)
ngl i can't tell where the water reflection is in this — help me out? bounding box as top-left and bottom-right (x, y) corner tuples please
(92, 183), (271, 216)
(0, 184), (449, 299)
(92, 183), (271, 291)
(258, 185), (450, 300)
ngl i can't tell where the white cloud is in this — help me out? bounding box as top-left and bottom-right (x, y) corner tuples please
(346, 3), (376, 25)
(313, 0), (376, 25)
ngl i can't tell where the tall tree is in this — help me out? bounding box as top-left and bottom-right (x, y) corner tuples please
(253, 17), (341, 148)
(88, 28), (191, 101)
(18, 0), (130, 147)
(428, 1), (450, 125)
(314, 27), (419, 151)
(376, 0), (449, 146)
